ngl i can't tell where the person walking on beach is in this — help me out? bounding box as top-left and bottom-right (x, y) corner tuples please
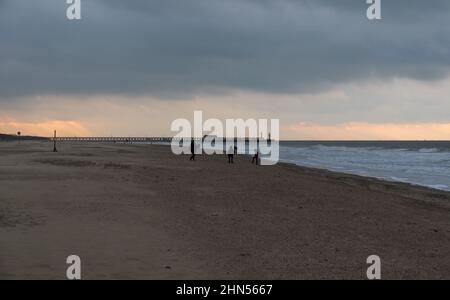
(227, 146), (234, 164)
(251, 150), (259, 165)
(190, 139), (196, 161)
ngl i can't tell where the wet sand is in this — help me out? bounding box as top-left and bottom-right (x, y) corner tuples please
(0, 141), (449, 279)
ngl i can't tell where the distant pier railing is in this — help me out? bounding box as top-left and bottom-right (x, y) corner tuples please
(54, 137), (173, 143)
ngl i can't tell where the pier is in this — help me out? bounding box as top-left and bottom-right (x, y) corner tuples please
(54, 137), (173, 143)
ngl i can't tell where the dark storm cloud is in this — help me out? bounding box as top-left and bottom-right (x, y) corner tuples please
(0, 0), (449, 99)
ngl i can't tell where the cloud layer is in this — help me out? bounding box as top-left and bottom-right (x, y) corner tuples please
(1, 0), (450, 99)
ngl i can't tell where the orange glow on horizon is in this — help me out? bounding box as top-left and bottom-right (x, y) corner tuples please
(0, 119), (91, 137)
(284, 122), (450, 140)
(2, 117), (450, 140)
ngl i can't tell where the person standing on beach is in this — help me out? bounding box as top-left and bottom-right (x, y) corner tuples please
(252, 139), (260, 165)
(190, 139), (196, 161)
(227, 146), (234, 164)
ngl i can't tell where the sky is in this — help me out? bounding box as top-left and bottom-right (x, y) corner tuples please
(0, 0), (450, 139)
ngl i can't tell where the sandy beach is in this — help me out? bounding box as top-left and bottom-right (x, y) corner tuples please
(0, 140), (449, 279)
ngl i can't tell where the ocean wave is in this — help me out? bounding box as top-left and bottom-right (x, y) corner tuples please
(390, 176), (408, 182)
(418, 148), (439, 153)
(426, 184), (449, 191)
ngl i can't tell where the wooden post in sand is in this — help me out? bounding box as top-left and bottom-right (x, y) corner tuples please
(53, 130), (58, 152)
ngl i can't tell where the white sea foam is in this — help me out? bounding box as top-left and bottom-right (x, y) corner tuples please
(418, 148), (439, 153)
(427, 184), (449, 190)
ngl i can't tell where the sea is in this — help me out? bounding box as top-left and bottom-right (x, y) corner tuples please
(279, 141), (450, 192)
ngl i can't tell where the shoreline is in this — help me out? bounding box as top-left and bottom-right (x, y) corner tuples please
(280, 161), (450, 194)
(277, 161), (450, 206)
(0, 141), (449, 279)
